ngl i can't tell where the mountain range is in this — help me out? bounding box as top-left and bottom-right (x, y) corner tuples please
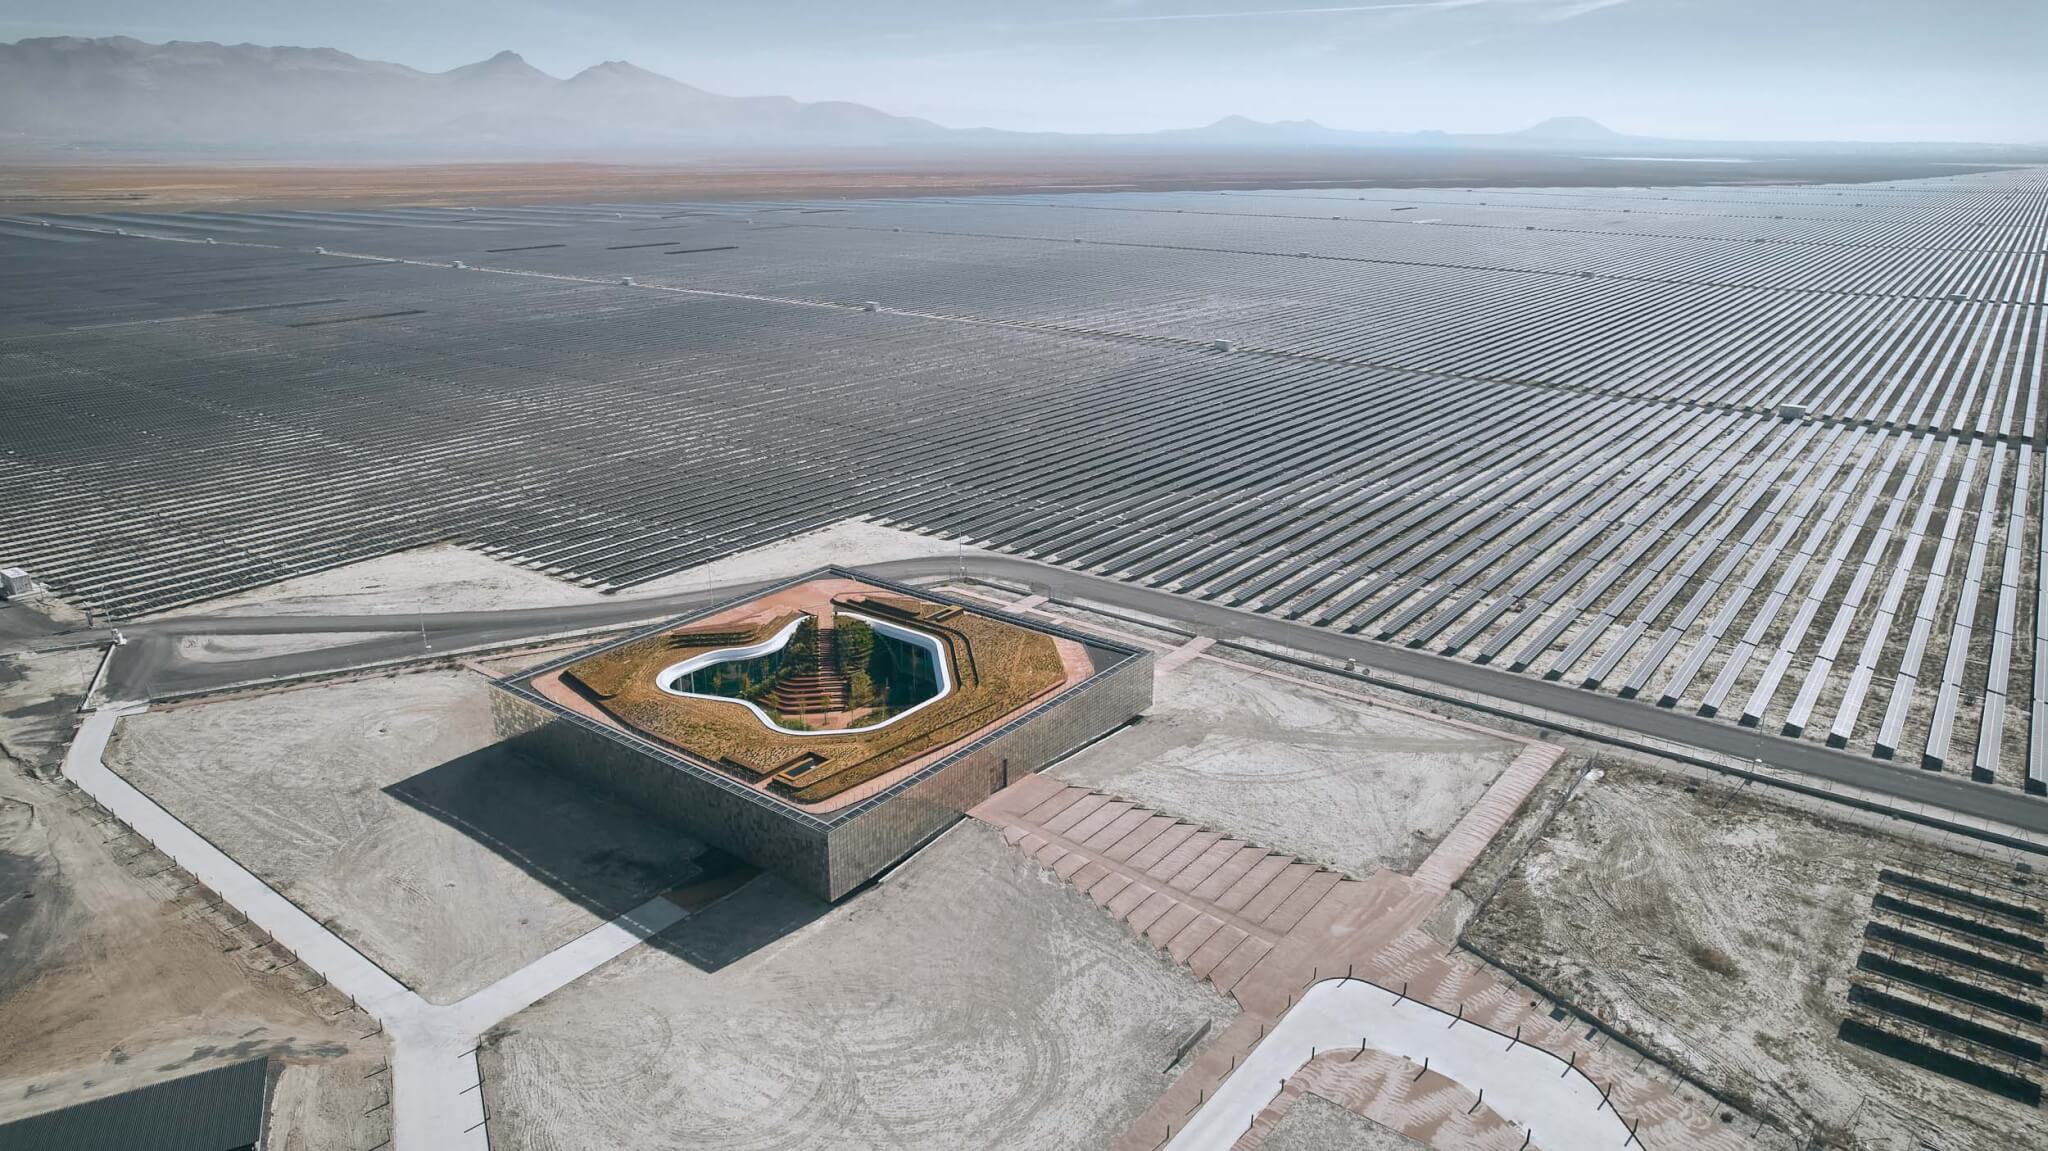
(0, 37), (950, 155)
(0, 35), (1816, 160)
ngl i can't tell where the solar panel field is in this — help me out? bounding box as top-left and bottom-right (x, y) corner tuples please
(4, 168), (2045, 793)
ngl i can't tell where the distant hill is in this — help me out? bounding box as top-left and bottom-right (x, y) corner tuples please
(0, 36), (945, 155)
(1168, 115), (1345, 143)
(1515, 116), (1627, 141)
(1153, 115), (1455, 150)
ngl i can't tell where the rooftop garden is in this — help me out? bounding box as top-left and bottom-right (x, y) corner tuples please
(554, 582), (1076, 804)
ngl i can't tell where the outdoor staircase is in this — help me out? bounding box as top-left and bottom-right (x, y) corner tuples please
(771, 623), (850, 715)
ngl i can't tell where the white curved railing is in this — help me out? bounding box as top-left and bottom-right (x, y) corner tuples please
(653, 610), (952, 736)
(1166, 978), (1634, 1150)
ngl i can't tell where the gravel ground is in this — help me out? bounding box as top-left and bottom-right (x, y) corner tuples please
(481, 820), (1236, 1151)
(103, 669), (711, 1003)
(144, 544), (608, 619)
(0, 649), (95, 778)
(1261, 1092), (1425, 1151)
(1462, 763), (2041, 1150)
(1052, 655), (1521, 877)
(628, 517), (994, 595)
(145, 519), (987, 619)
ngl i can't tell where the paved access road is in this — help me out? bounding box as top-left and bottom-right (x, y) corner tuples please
(100, 554), (2048, 836)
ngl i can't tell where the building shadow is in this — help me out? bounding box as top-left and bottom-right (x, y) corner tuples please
(384, 738), (827, 973)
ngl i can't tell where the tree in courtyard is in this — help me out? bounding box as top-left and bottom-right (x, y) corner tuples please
(783, 617), (819, 677)
(838, 617), (878, 707)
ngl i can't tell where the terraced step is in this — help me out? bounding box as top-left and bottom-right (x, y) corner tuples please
(970, 776), (1349, 993)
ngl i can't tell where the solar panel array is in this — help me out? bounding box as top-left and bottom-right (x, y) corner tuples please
(4, 168), (2046, 794)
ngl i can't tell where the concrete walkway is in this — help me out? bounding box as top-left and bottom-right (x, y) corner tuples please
(1411, 743), (1566, 890)
(1167, 978), (1633, 1151)
(61, 704), (689, 1150)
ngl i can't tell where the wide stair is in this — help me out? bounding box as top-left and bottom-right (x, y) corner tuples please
(772, 624), (850, 715)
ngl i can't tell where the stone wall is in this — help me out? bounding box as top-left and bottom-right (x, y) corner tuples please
(489, 689), (834, 895)
(824, 647), (1155, 898)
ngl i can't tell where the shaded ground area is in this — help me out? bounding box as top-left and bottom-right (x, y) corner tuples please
(0, 600), (76, 647)
(0, 648), (94, 780)
(103, 669), (715, 1003)
(1, 150), (2021, 213)
(1259, 1091), (1425, 1151)
(482, 819), (1236, 1151)
(0, 653), (384, 1148)
(1461, 763), (2040, 1150)
(1053, 653), (1520, 877)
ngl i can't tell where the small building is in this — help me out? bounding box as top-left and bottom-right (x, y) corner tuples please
(0, 567), (34, 599)
(1777, 402), (1811, 421)
(490, 566), (1152, 900)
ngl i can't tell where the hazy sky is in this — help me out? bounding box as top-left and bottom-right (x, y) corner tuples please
(5, 0), (2043, 141)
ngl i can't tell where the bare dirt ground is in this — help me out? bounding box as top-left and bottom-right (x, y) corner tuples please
(0, 151), (2018, 214)
(0, 650), (387, 1147)
(628, 518), (993, 596)
(1461, 762), (2042, 1150)
(102, 669), (712, 1004)
(481, 819), (1236, 1151)
(0, 649), (94, 779)
(1260, 1092), (1426, 1151)
(1052, 653), (1522, 877)
(147, 544), (607, 619)
(146, 520), (979, 619)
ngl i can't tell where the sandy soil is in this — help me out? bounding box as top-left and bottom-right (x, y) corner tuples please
(176, 632), (407, 662)
(0, 649), (96, 779)
(0, 654), (386, 1144)
(481, 820), (1236, 1151)
(103, 669), (712, 1004)
(1261, 1092), (1426, 1151)
(1052, 655), (1521, 878)
(146, 544), (608, 619)
(1461, 763), (2042, 1150)
(627, 517), (994, 595)
(1, 153), (2016, 214)
(146, 519), (982, 620)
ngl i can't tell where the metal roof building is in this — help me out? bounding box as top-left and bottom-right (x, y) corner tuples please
(0, 1058), (272, 1151)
